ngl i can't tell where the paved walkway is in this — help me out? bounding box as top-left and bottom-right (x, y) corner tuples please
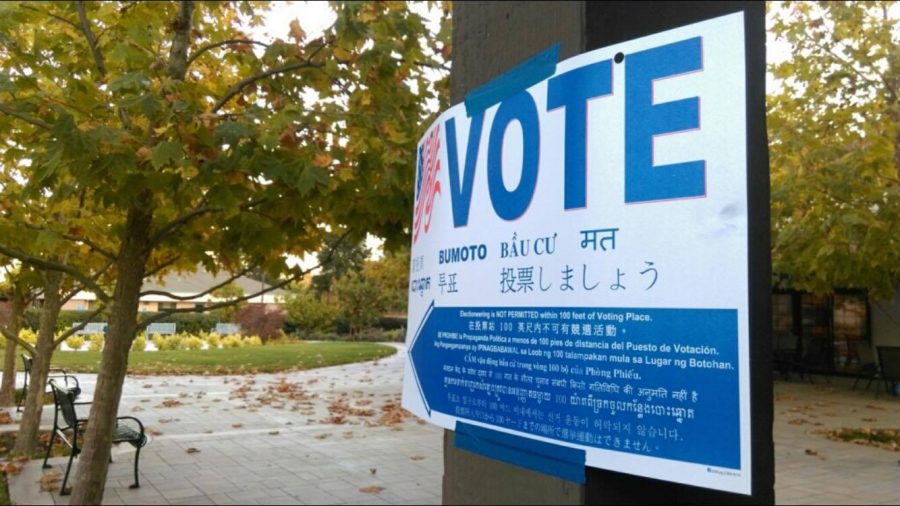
(2, 347), (898, 505)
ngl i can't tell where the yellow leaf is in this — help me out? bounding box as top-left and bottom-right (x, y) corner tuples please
(289, 19), (305, 42)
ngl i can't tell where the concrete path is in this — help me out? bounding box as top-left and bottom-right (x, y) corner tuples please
(2, 346), (899, 505)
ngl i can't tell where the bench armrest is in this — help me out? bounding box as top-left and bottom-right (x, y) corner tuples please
(116, 416), (145, 433)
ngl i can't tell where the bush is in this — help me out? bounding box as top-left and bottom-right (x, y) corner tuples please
(235, 305), (284, 342)
(332, 272), (385, 334)
(184, 336), (204, 350)
(283, 289), (338, 334)
(88, 334), (104, 352)
(19, 328), (38, 345)
(222, 334), (243, 348)
(131, 333), (147, 352)
(151, 334), (186, 351)
(65, 335), (85, 351)
(23, 309), (221, 334)
(206, 332), (221, 349)
(243, 335), (263, 347)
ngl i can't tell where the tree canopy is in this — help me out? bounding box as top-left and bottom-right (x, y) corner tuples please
(768, 1), (899, 298)
(0, 1), (449, 502)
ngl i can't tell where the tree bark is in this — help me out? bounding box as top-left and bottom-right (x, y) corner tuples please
(69, 202), (152, 505)
(0, 289), (24, 406)
(13, 272), (63, 455)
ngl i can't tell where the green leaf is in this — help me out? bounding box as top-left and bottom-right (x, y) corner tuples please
(150, 142), (184, 169)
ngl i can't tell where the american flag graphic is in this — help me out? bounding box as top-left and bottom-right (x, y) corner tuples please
(413, 125), (442, 243)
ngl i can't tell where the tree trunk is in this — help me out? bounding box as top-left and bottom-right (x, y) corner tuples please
(69, 203), (152, 505)
(13, 272), (63, 455)
(0, 289), (24, 406)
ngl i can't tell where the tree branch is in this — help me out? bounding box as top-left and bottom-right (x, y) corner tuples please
(21, 222), (117, 260)
(21, 4), (81, 31)
(0, 325), (35, 356)
(145, 197), (268, 251)
(76, 1), (133, 130)
(76, 1), (108, 76)
(139, 265), (253, 300)
(52, 305), (106, 348)
(0, 103), (53, 130)
(0, 244), (111, 303)
(144, 254), (182, 279)
(212, 60), (324, 113)
(166, 1), (195, 81)
(187, 39), (270, 67)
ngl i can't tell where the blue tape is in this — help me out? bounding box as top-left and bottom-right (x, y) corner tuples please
(454, 421), (586, 484)
(464, 43), (560, 117)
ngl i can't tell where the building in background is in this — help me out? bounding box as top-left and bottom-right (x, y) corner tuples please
(61, 268), (285, 313)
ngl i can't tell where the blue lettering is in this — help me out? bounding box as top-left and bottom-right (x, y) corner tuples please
(625, 37), (705, 203)
(487, 91), (540, 221)
(445, 114), (485, 228)
(547, 59), (613, 210)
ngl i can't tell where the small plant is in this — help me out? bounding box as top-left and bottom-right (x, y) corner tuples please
(206, 332), (221, 349)
(184, 336), (204, 350)
(222, 334), (243, 348)
(131, 333), (147, 352)
(88, 334), (104, 352)
(65, 335), (85, 351)
(156, 334), (184, 351)
(243, 335), (263, 347)
(150, 334), (166, 351)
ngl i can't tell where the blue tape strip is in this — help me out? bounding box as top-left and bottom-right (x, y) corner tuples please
(464, 43), (560, 117)
(454, 422), (586, 484)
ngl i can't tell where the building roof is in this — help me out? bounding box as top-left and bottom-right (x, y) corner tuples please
(71, 267), (286, 304)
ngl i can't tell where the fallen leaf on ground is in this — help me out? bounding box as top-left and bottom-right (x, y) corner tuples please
(232, 423), (243, 428)
(410, 456), (425, 461)
(159, 418), (173, 424)
(38, 470), (61, 492)
(0, 412), (13, 424)
(369, 468), (376, 475)
(186, 447), (200, 454)
(805, 449), (818, 456)
(269, 431), (280, 436)
(315, 433), (331, 440)
(360, 486), (384, 494)
(157, 399), (183, 408)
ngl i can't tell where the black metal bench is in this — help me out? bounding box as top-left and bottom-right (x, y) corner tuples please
(876, 346), (900, 397)
(43, 379), (148, 495)
(17, 353), (81, 412)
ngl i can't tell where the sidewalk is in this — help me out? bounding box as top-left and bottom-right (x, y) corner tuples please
(3, 348), (898, 505)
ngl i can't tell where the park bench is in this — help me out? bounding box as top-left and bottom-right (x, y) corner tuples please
(43, 379), (148, 495)
(16, 353), (81, 413)
(147, 322), (176, 336)
(875, 346), (900, 397)
(214, 322), (240, 335)
(73, 322), (107, 335)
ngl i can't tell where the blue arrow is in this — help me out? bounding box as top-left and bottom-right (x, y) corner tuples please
(408, 300), (435, 416)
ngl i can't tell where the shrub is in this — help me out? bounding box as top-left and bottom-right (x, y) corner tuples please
(151, 334), (184, 351)
(150, 334), (166, 351)
(222, 334), (243, 348)
(235, 305), (285, 343)
(65, 335), (85, 351)
(19, 328), (38, 345)
(206, 332), (221, 349)
(131, 333), (147, 352)
(283, 289), (338, 334)
(88, 334), (104, 352)
(332, 272), (385, 335)
(184, 336), (204, 350)
(243, 335), (263, 347)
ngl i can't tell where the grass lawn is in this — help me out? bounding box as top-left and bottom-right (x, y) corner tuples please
(50, 342), (397, 375)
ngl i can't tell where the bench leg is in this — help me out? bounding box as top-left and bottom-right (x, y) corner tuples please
(42, 430), (57, 469)
(60, 449), (76, 496)
(130, 444), (142, 489)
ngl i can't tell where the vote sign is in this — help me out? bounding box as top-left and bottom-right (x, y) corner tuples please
(403, 12), (752, 494)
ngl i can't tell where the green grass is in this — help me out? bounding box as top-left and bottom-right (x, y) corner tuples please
(50, 342), (397, 375)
